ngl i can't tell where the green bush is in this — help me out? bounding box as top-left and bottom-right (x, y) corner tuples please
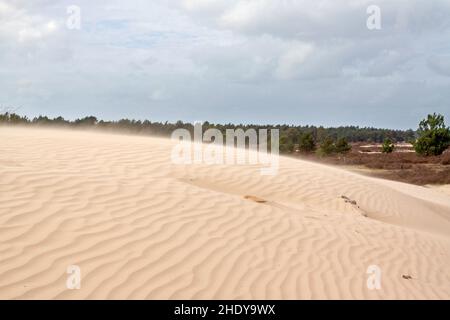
(298, 132), (316, 153)
(382, 138), (395, 153)
(317, 137), (336, 156)
(414, 113), (450, 156)
(335, 137), (351, 154)
(279, 136), (292, 152)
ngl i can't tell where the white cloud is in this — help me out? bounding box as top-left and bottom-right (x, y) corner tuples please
(0, 0), (449, 128)
(182, 0), (231, 13)
(176, 0), (450, 39)
(275, 42), (315, 80)
(149, 88), (168, 101)
(428, 54), (450, 77)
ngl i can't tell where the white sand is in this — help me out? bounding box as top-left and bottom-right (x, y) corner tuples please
(1, 127), (449, 299)
(428, 185), (450, 197)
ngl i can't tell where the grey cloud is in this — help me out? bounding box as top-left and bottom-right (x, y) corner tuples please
(428, 55), (450, 77)
(0, 0), (449, 128)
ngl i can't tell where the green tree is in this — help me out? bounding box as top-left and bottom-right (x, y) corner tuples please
(382, 138), (394, 153)
(317, 136), (336, 156)
(298, 132), (316, 153)
(279, 136), (290, 152)
(75, 116), (98, 126)
(335, 137), (351, 154)
(414, 113), (450, 156)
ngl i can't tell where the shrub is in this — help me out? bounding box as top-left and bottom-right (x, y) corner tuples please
(298, 132), (316, 153)
(335, 138), (351, 154)
(414, 113), (450, 156)
(382, 138), (395, 153)
(279, 136), (293, 152)
(317, 137), (336, 156)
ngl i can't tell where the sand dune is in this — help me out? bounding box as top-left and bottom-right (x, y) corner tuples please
(1, 127), (449, 300)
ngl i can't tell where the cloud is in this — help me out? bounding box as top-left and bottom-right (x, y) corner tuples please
(428, 54), (450, 77)
(275, 42), (315, 80)
(0, 0), (449, 128)
(175, 0), (450, 39)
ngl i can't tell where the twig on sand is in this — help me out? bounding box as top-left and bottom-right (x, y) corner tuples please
(341, 195), (357, 206)
(244, 195), (267, 204)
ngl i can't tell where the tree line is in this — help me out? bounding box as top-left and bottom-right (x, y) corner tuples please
(1, 112), (448, 156)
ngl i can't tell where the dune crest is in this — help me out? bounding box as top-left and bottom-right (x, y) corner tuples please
(1, 127), (449, 299)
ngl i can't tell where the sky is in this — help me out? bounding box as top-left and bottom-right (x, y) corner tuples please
(1, 0), (450, 129)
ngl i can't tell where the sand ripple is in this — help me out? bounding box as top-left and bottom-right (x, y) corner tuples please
(0, 127), (449, 299)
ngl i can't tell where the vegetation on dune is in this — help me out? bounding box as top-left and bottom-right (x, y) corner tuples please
(382, 138), (395, 154)
(317, 137), (337, 156)
(335, 138), (352, 154)
(1, 111), (449, 185)
(1, 111), (449, 159)
(298, 132), (316, 153)
(414, 113), (450, 156)
(316, 137), (351, 156)
(0, 111), (416, 147)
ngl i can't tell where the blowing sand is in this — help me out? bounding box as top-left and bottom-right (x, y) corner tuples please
(0, 127), (449, 300)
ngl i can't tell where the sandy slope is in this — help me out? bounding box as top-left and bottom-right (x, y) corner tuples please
(0, 126), (449, 300)
(428, 185), (450, 197)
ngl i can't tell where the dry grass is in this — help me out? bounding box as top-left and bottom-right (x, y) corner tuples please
(295, 144), (450, 185)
